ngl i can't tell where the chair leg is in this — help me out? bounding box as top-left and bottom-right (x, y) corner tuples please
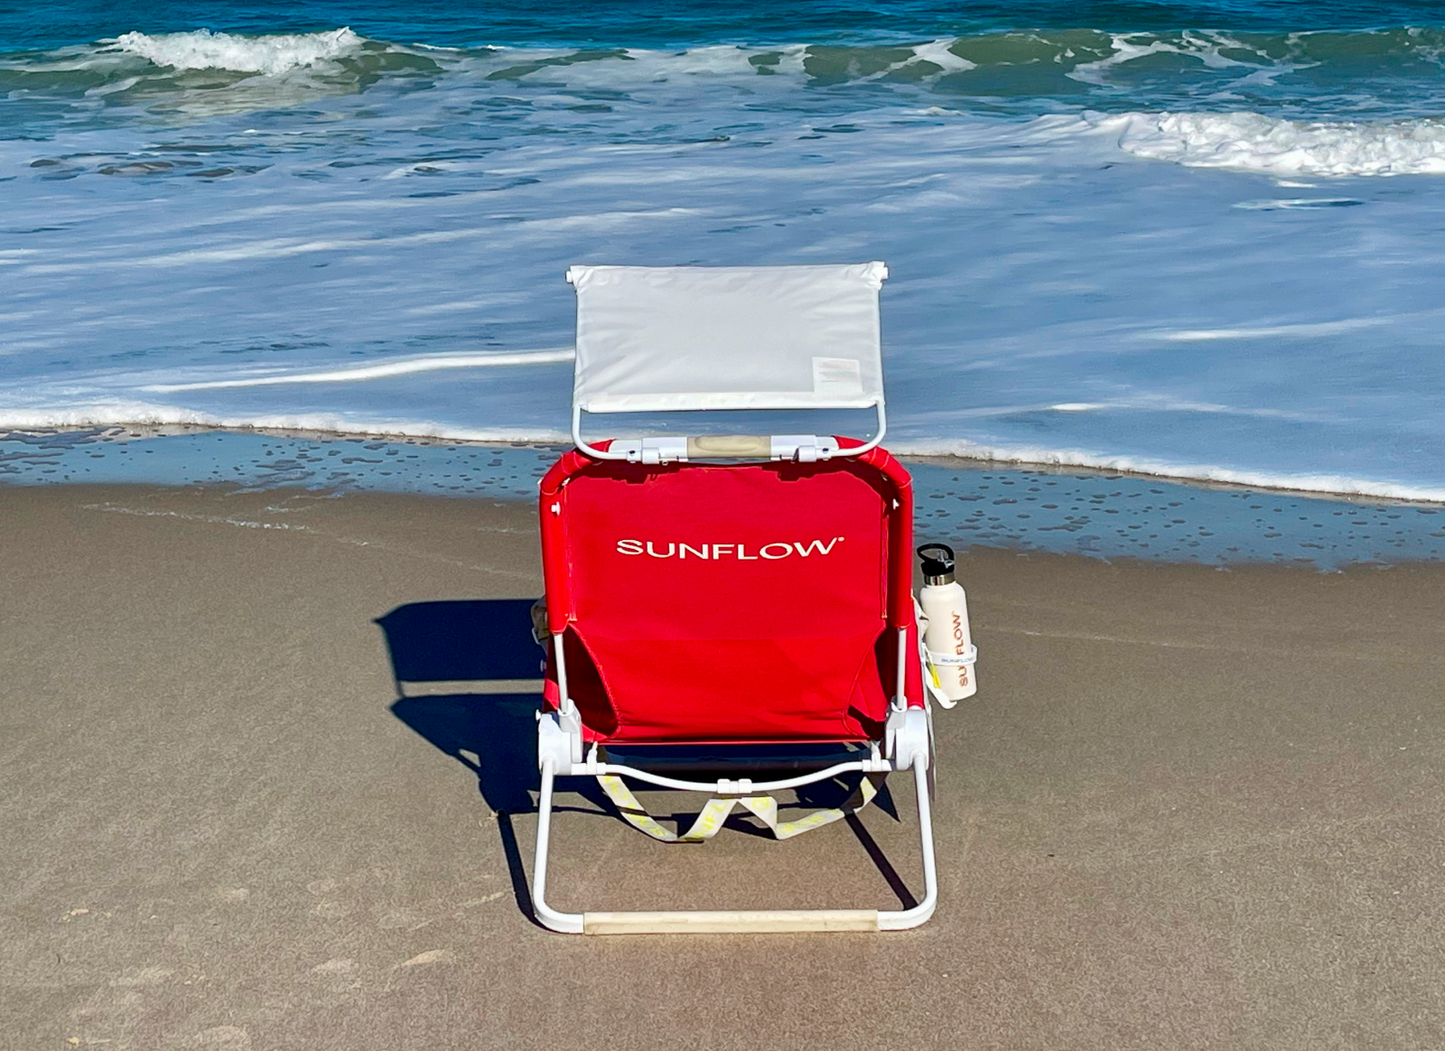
(877, 755), (938, 930)
(526, 752), (939, 934)
(531, 758), (584, 934)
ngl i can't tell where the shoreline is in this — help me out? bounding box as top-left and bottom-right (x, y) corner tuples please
(5, 429), (1444, 571)
(5, 422), (1443, 508)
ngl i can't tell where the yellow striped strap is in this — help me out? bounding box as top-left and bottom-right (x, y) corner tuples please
(596, 772), (881, 844)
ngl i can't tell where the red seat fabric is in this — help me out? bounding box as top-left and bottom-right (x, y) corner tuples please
(539, 442), (921, 745)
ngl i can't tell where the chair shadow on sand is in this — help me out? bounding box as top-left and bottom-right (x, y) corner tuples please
(377, 598), (559, 923)
(377, 597), (920, 921)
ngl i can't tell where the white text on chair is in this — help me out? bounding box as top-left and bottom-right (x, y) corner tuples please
(615, 537), (846, 560)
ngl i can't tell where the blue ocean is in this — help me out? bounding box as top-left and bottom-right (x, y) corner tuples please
(6, 2), (1445, 500)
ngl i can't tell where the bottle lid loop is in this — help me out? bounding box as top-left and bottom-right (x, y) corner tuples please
(917, 542), (956, 582)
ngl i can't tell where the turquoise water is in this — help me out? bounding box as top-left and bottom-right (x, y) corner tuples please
(4, 3), (1442, 50)
(6, 3), (1445, 501)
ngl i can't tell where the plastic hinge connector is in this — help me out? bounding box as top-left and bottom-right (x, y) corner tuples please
(604, 435), (839, 464)
(607, 437), (689, 464)
(770, 435), (838, 462)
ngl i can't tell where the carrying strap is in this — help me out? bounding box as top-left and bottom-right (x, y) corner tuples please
(597, 772), (881, 843)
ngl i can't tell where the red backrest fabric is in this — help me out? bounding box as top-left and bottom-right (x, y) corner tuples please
(540, 447), (917, 744)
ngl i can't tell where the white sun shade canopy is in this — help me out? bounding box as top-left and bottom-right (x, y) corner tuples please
(567, 262), (888, 414)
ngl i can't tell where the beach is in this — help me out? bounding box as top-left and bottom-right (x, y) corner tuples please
(8, 0), (1445, 1045)
(5, 481), (1444, 1049)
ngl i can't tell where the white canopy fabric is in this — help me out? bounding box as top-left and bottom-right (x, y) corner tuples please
(567, 263), (888, 414)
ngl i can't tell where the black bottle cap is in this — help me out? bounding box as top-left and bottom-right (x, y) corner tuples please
(917, 543), (955, 583)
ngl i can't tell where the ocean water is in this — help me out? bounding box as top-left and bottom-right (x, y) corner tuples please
(6, 2), (1445, 501)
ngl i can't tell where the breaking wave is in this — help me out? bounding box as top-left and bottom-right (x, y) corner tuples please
(112, 28), (366, 75)
(6, 26), (1445, 116)
(0, 27), (440, 117)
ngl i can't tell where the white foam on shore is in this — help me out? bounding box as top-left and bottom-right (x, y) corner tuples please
(0, 405), (568, 444)
(1105, 111), (1445, 176)
(112, 28), (366, 75)
(896, 438), (1445, 504)
(0, 403), (220, 431)
(142, 349), (574, 392)
(4, 403), (1442, 504)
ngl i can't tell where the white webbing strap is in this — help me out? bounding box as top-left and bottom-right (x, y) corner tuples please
(597, 773), (881, 843)
(927, 645), (978, 667)
(913, 594), (979, 711)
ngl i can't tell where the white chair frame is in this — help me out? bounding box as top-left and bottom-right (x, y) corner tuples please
(530, 626), (938, 935)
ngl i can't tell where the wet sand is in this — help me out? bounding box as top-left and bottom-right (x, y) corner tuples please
(3, 483), (1444, 1050)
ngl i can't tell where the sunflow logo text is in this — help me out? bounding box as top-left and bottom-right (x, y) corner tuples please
(616, 537), (845, 561)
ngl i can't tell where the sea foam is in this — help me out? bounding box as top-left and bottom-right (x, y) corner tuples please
(4, 394), (1440, 504)
(113, 27), (366, 75)
(141, 349), (575, 392)
(1107, 111), (1445, 176)
(895, 439), (1445, 504)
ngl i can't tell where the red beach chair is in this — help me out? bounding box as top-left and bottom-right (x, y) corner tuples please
(533, 263), (939, 934)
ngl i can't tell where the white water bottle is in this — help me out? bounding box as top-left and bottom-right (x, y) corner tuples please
(917, 543), (977, 703)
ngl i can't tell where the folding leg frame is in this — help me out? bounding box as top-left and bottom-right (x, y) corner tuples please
(529, 709), (938, 935)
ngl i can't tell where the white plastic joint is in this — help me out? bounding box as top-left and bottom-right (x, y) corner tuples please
(634, 437), (688, 464)
(770, 435), (838, 462)
(538, 710), (584, 772)
(609, 436), (838, 465)
(886, 707), (930, 771)
(537, 712), (576, 774)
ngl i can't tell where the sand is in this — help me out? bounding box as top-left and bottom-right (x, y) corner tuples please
(3, 482), (1445, 1050)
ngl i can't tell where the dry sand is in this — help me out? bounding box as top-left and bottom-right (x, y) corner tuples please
(3, 482), (1445, 1050)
